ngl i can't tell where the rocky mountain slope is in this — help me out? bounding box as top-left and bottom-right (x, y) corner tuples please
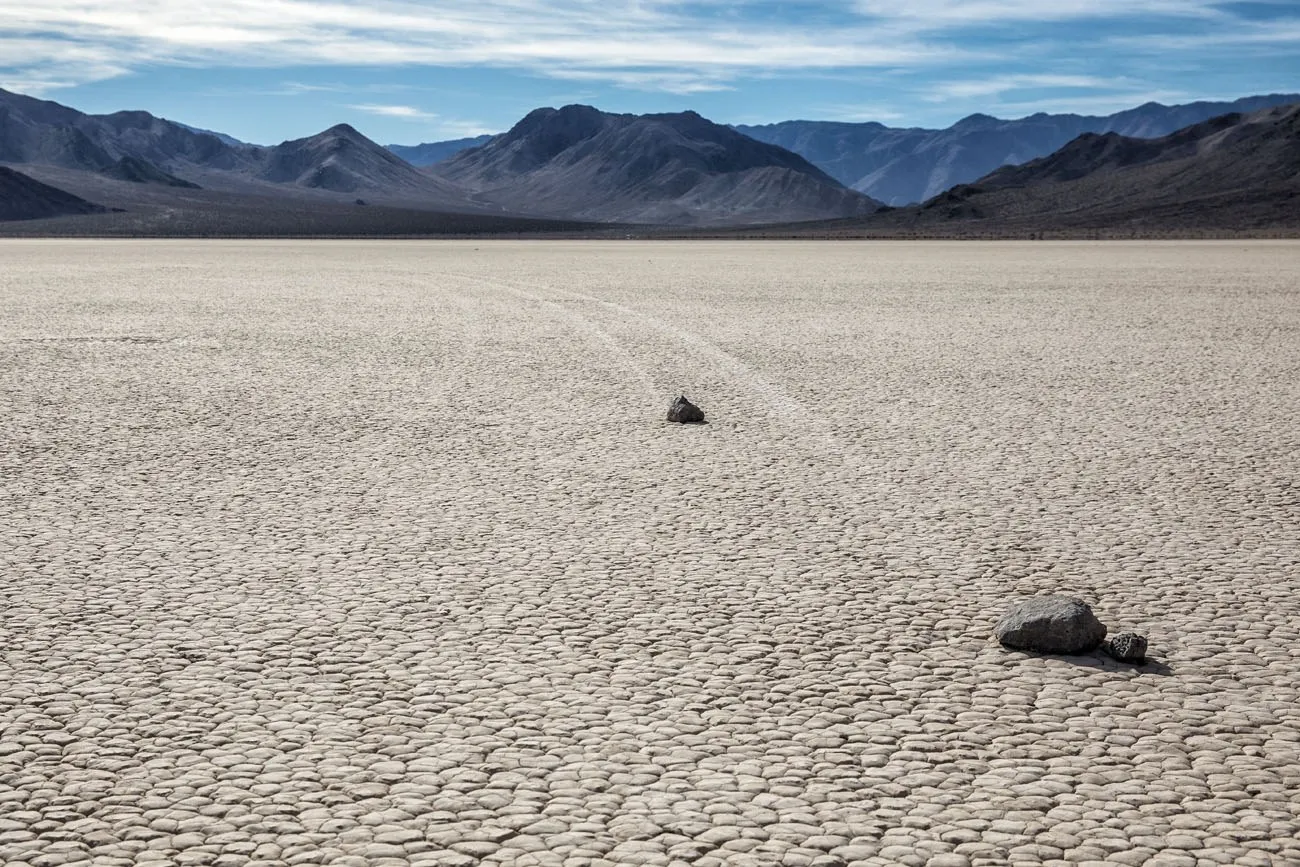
(433, 105), (879, 225)
(0, 89), (254, 178)
(736, 94), (1300, 205)
(101, 156), (200, 188)
(171, 121), (255, 149)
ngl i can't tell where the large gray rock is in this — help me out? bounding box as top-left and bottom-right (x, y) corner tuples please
(667, 395), (705, 424)
(994, 595), (1107, 654)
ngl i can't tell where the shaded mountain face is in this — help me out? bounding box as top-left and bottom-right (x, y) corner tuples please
(736, 93), (1300, 205)
(0, 166), (105, 221)
(434, 105), (879, 225)
(102, 156), (201, 188)
(388, 135), (493, 167)
(888, 103), (1300, 230)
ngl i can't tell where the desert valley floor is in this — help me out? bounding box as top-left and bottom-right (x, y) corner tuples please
(1, 240), (1298, 867)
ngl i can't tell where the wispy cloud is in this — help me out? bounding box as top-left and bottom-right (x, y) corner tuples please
(0, 0), (968, 95)
(0, 34), (133, 94)
(548, 68), (735, 95)
(347, 102), (437, 120)
(854, 0), (1224, 28)
(806, 103), (909, 123)
(0, 0), (1292, 122)
(344, 103), (493, 138)
(432, 119), (496, 138)
(1108, 17), (1300, 52)
(924, 74), (1136, 101)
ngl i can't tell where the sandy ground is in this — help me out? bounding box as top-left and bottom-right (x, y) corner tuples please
(1, 239), (1298, 867)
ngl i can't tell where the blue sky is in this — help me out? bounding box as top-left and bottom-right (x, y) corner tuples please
(1, 1), (1296, 146)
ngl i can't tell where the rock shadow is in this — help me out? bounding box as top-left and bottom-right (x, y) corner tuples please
(999, 646), (1174, 676)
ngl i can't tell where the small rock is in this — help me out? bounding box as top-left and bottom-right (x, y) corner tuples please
(667, 395), (705, 423)
(994, 595), (1107, 654)
(1104, 632), (1148, 663)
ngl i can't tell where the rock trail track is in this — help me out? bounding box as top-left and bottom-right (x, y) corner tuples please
(1, 239), (1298, 867)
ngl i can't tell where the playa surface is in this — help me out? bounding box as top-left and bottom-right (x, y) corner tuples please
(2, 239), (1298, 867)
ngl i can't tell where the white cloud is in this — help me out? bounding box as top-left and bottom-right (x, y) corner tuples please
(432, 119), (496, 138)
(806, 103), (908, 123)
(924, 74), (1137, 102)
(344, 101), (493, 138)
(347, 102), (493, 138)
(548, 68), (735, 95)
(347, 102), (437, 120)
(1108, 18), (1300, 52)
(0, 34), (133, 93)
(854, 0), (1223, 27)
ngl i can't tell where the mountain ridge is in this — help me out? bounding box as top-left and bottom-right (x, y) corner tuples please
(734, 93), (1300, 204)
(0, 88), (483, 213)
(387, 135), (493, 167)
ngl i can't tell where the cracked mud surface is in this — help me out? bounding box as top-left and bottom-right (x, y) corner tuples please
(2, 239), (1299, 867)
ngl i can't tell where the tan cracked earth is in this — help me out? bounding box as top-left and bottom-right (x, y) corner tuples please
(1, 239), (1298, 867)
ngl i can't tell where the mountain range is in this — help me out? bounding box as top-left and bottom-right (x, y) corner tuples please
(0, 88), (874, 227)
(386, 94), (1300, 207)
(0, 85), (1297, 234)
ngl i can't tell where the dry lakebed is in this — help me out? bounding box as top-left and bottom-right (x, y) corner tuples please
(1, 239), (1298, 867)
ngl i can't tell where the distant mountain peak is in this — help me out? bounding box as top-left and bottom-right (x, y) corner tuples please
(322, 122), (363, 138)
(953, 112), (999, 129)
(435, 104), (879, 225)
(653, 109), (704, 121)
(255, 120), (472, 202)
(288, 123), (370, 147)
(509, 104), (607, 135)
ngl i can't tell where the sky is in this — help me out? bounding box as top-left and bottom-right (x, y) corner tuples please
(0, 1), (1297, 146)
